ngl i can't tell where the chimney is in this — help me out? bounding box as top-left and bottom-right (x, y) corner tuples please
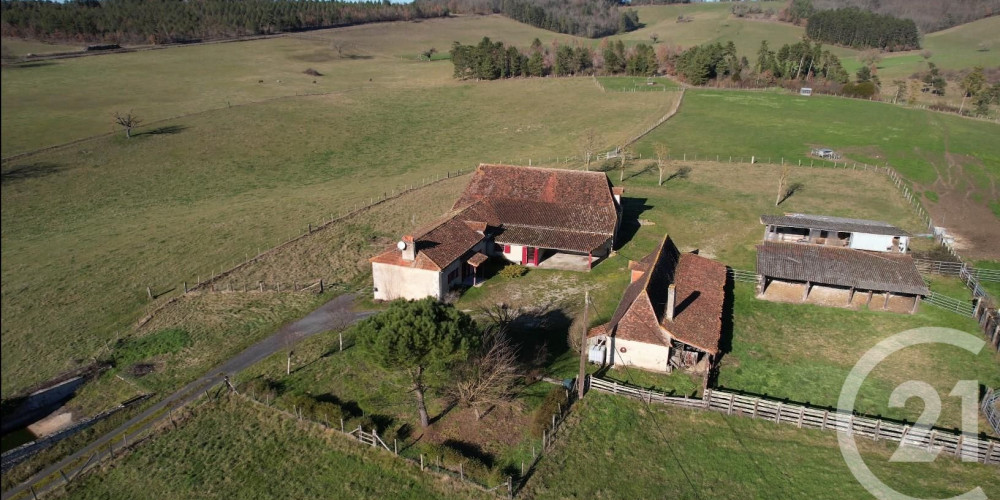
(401, 235), (415, 261)
(666, 284), (676, 321)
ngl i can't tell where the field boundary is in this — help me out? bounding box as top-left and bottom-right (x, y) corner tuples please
(587, 377), (1000, 465)
(134, 168), (473, 329)
(915, 259), (1000, 283)
(984, 388), (1000, 437)
(234, 390), (514, 497)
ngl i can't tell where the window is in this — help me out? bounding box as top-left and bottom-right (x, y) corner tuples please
(503, 245), (511, 254)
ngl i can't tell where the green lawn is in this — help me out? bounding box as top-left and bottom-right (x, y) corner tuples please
(1, 38), (81, 58)
(522, 393), (1000, 499)
(58, 395), (487, 500)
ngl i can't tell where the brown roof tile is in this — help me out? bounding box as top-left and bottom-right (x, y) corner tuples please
(597, 235), (725, 355)
(454, 164), (618, 211)
(494, 226), (611, 253)
(756, 242), (929, 295)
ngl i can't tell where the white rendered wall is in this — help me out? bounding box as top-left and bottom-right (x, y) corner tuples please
(372, 263), (442, 301)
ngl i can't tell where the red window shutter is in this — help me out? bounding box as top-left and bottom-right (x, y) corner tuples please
(504, 245), (511, 254)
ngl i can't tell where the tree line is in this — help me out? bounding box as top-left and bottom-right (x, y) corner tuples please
(812, 0), (1000, 33)
(0, 0), (448, 44)
(805, 7), (920, 51)
(671, 39), (849, 87)
(450, 37), (658, 80)
(416, 0), (639, 38)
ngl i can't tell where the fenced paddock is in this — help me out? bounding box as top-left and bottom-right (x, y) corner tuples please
(984, 388), (1000, 438)
(588, 377), (1000, 465)
(924, 291), (976, 317)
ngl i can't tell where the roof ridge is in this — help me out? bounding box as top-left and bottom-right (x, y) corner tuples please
(477, 163), (607, 176)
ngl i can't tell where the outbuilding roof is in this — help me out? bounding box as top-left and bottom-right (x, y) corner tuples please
(592, 235), (726, 355)
(756, 242), (929, 296)
(760, 213), (909, 236)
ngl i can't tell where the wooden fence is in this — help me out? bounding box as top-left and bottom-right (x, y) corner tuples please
(983, 388), (1000, 438)
(727, 268), (757, 284)
(588, 377), (1000, 465)
(238, 392), (514, 497)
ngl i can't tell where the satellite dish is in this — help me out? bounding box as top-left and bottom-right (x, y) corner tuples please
(397, 240), (407, 250)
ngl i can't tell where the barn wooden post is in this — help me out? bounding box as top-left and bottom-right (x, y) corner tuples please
(801, 281), (811, 302)
(847, 287), (855, 306)
(911, 295), (921, 314)
(883, 292), (892, 310)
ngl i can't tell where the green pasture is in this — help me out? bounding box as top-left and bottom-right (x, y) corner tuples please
(58, 395), (486, 500)
(1, 38), (81, 57)
(635, 90), (1000, 187)
(522, 394), (1000, 499)
(597, 76), (679, 92)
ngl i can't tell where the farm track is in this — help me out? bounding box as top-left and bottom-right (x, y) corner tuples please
(0, 294), (373, 500)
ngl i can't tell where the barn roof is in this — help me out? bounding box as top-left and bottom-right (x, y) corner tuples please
(370, 202), (490, 271)
(756, 242), (929, 296)
(592, 235), (726, 355)
(760, 213), (909, 236)
(453, 164), (617, 213)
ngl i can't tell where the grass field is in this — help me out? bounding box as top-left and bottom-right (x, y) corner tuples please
(596, 76), (679, 92)
(57, 395), (487, 500)
(1, 38), (81, 57)
(522, 393), (1000, 499)
(0, 76), (679, 396)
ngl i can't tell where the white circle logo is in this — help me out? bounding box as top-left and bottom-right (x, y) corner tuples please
(838, 327), (987, 500)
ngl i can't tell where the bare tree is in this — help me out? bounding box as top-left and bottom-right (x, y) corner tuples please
(421, 47), (437, 60)
(113, 111), (142, 139)
(649, 33), (659, 44)
(618, 145), (632, 183)
(776, 163), (790, 206)
(579, 128), (599, 171)
(654, 143), (669, 186)
(448, 307), (521, 420)
(331, 40), (354, 58)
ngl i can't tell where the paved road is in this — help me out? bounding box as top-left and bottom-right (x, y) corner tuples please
(2, 294), (372, 500)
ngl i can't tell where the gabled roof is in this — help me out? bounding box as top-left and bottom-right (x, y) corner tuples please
(453, 164), (617, 212)
(594, 235), (726, 355)
(756, 242), (929, 296)
(760, 213), (909, 237)
(370, 202), (489, 271)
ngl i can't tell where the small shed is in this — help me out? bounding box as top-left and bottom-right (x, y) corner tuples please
(799, 87), (813, 96)
(810, 148), (839, 159)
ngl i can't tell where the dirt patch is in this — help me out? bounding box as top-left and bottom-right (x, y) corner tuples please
(916, 151), (1000, 260)
(424, 406), (528, 452)
(27, 411), (73, 437)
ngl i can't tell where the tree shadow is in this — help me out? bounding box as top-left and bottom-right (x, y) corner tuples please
(1, 162), (64, 184)
(6, 61), (58, 69)
(614, 197), (652, 250)
(777, 182), (804, 205)
(623, 161), (656, 182)
(429, 401), (457, 425)
(316, 393), (363, 419)
(443, 439), (495, 468)
(507, 306), (573, 367)
(665, 165), (692, 182)
(139, 125), (187, 136)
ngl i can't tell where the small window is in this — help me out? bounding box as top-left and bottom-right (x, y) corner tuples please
(503, 245), (511, 254)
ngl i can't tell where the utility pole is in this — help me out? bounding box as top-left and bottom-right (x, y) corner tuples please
(578, 290), (589, 399)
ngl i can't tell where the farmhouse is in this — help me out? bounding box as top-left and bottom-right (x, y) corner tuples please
(756, 242), (929, 313)
(761, 213), (910, 253)
(587, 235), (726, 375)
(370, 164), (623, 301)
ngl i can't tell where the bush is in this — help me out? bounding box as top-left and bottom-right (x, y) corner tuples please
(303, 68), (322, 76)
(498, 265), (528, 279)
(278, 393), (345, 424)
(530, 386), (569, 437)
(842, 81), (877, 99)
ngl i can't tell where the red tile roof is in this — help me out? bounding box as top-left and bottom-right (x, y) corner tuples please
(453, 164), (617, 211)
(374, 164), (621, 270)
(590, 235), (725, 355)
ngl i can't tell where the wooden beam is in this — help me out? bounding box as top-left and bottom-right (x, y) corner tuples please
(847, 287), (855, 306)
(866, 290), (874, 307)
(910, 295), (920, 314)
(883, 292), (891, 310)
(801, 281), (811, 302)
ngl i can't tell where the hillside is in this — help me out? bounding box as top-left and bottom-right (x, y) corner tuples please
(813, 0), (1000, 33)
